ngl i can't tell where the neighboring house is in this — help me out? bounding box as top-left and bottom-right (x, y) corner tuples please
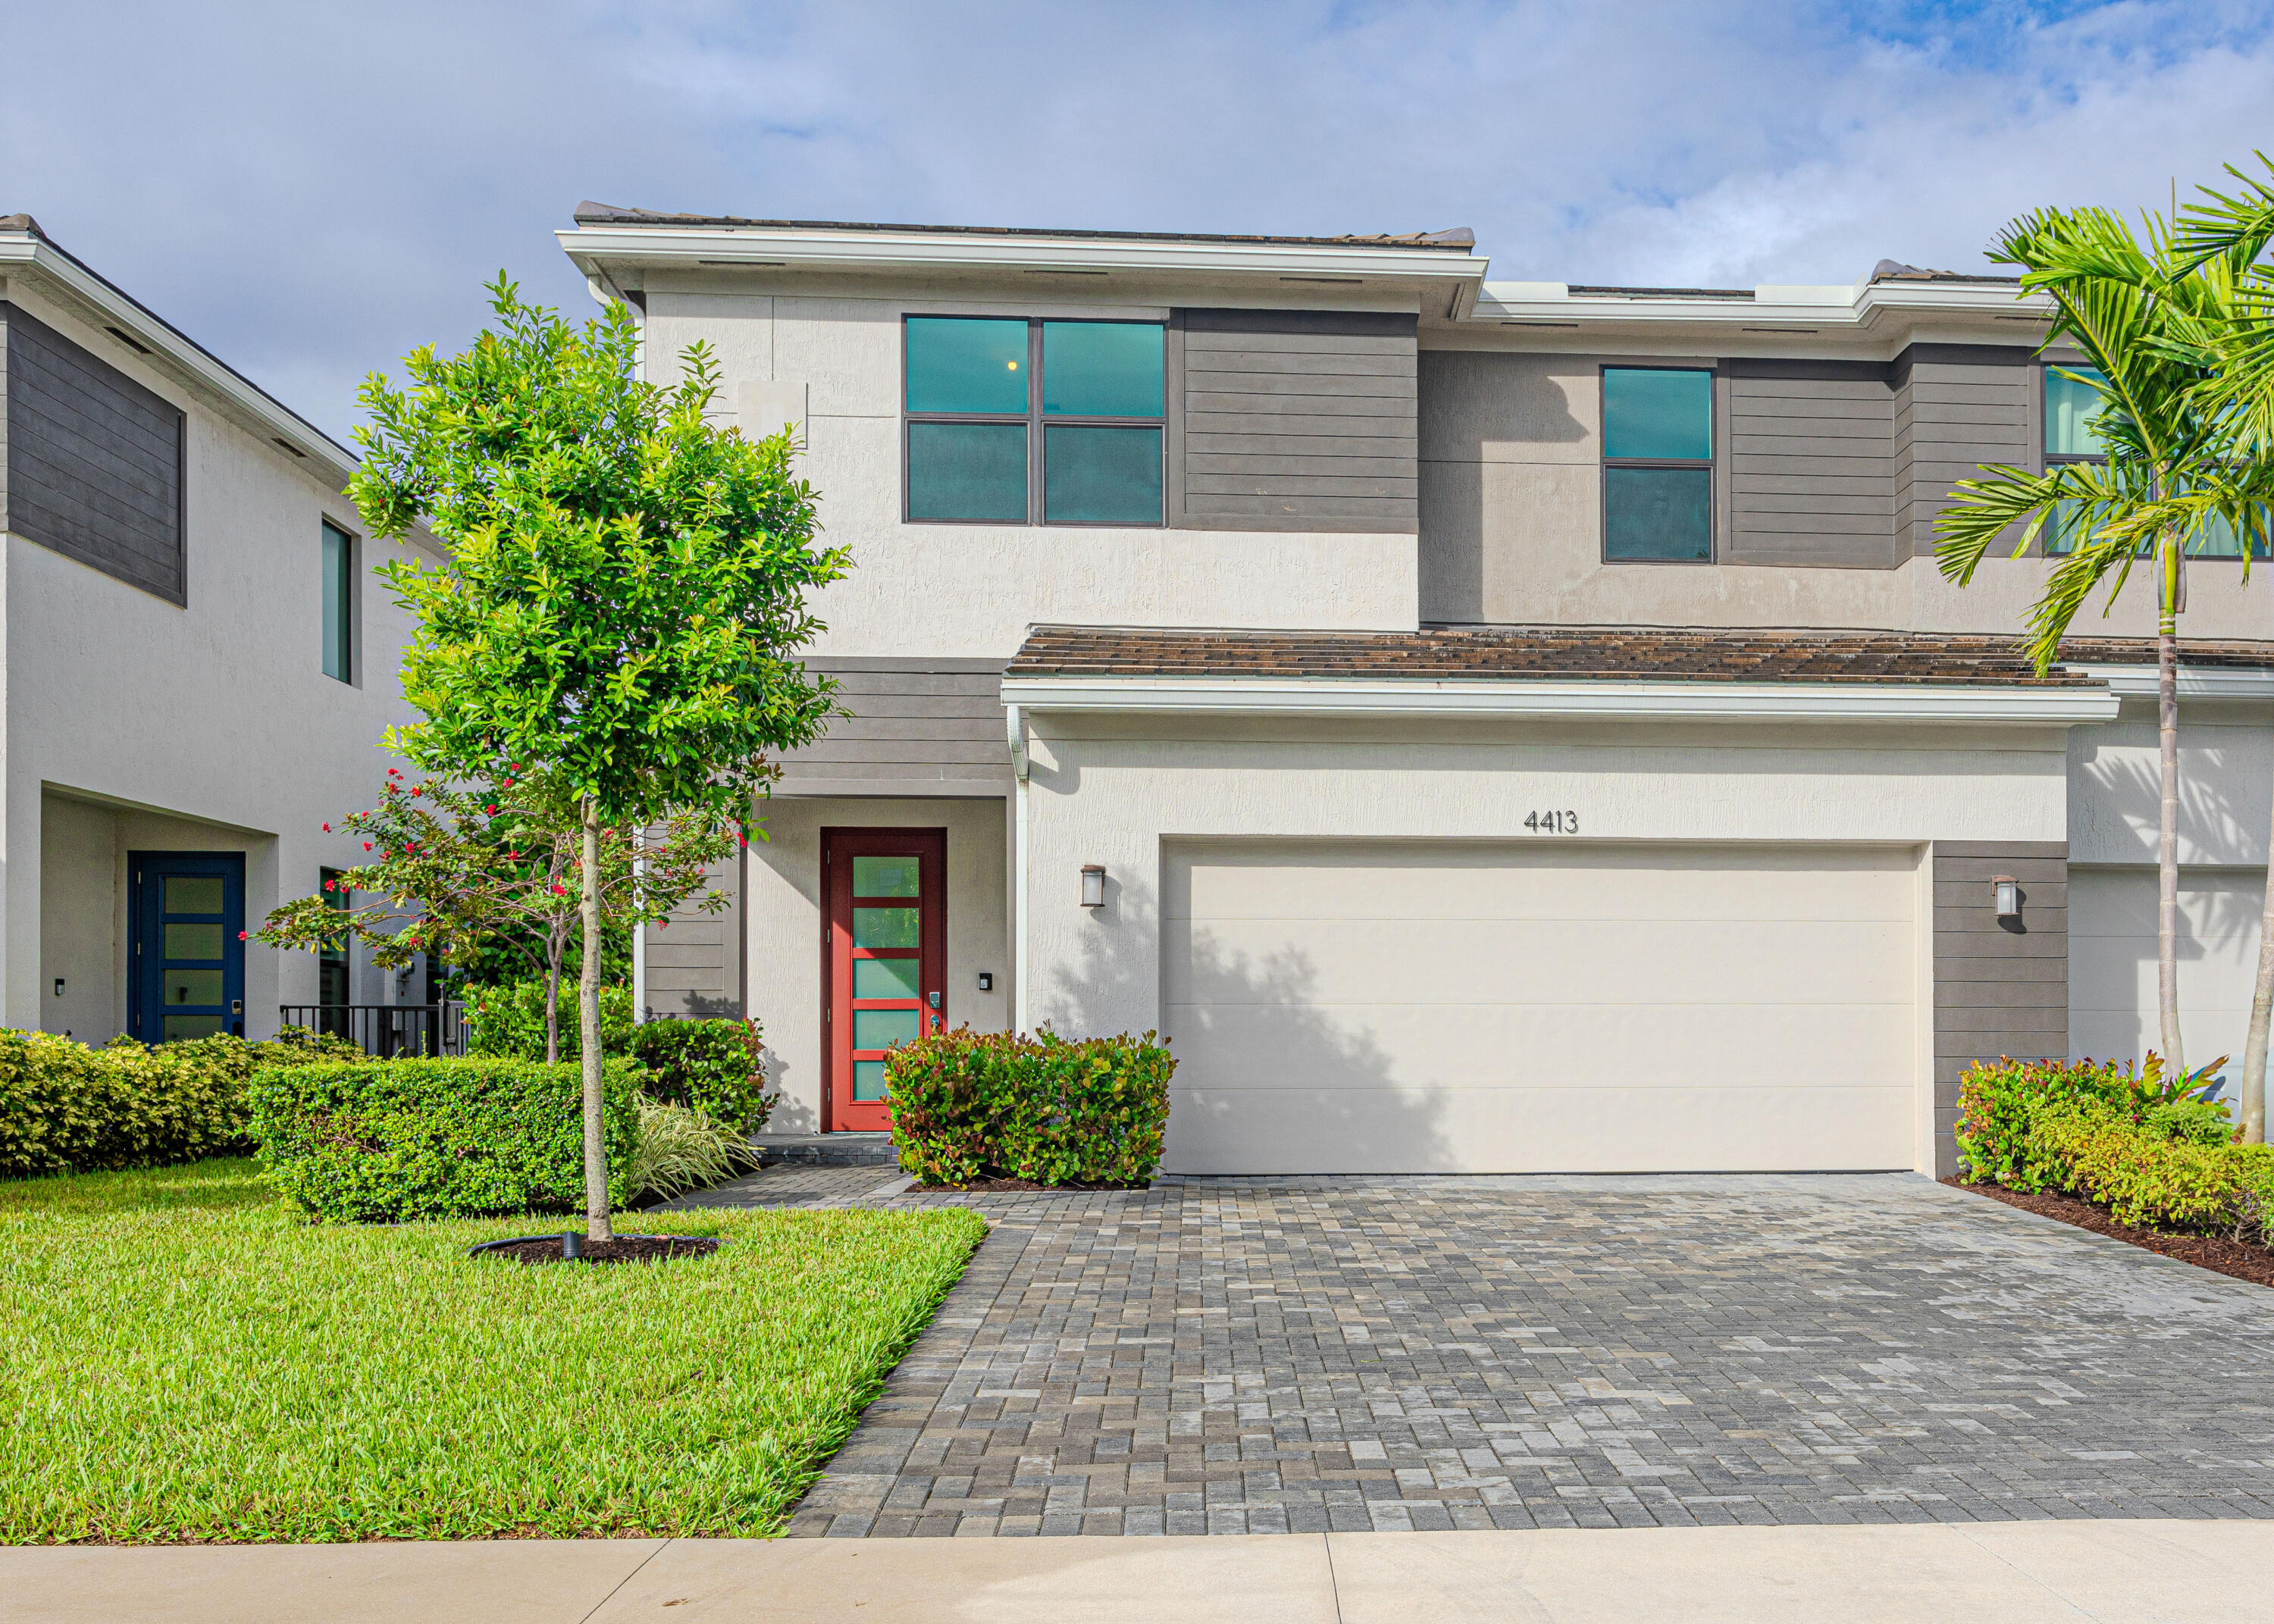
(557, 204), (2274, 1177)
(1, 215), (431, 1047)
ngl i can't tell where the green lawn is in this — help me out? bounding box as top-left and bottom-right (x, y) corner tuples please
(0, 1159), (984, 1542)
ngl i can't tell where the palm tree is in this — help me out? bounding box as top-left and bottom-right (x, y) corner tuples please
(1936, 203), (2263, 1096)
(2172, 158), (2274, 1142)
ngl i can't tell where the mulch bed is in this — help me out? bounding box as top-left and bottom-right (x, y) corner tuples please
(913, 1177), (1149, 1193)
(472, 1234), (722, 1266)
(1945, 1178), (2274, 1288)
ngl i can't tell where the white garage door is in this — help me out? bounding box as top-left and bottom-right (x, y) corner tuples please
(1162, 840), (1918, 1175)
(2070, 867), (2266, 1078)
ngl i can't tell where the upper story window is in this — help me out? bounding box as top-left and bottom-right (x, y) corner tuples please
(321, 519), (353, 682)
(1602, 367), (1713, 562)
(2044, 361), (2266, 558)
(904, 317), (1165, 526)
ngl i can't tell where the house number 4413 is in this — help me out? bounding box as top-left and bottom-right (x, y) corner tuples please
(1524, 810), (1578, 834)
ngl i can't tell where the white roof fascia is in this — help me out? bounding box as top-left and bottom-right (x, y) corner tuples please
(999, 674), (2119, 725)
(2072, 664), (2274, 701)
(1472, 280), (2053, 333)
(559, 224), (1490, 315)
(0, 232), (358, 491)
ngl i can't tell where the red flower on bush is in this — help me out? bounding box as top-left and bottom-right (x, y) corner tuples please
(485, 804), (498, 815)
(322, 823), (332, 833)
(323, 881), (337, 892)
(237, 931), (249, 940)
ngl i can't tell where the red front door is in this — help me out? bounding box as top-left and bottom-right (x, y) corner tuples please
(824, 828), (946, 1131)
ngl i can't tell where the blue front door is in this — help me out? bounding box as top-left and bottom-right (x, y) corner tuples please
(130, 853), (245, 1043)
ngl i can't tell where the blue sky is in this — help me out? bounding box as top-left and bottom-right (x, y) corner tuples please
(6, 1), (2271, 441)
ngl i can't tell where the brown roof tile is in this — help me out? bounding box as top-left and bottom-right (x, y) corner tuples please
(1004, 625), (2274, 686)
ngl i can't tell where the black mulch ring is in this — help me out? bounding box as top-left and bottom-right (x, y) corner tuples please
(468, 1234), (724, 1266)
(913, 1177), (1151, 1193)
(1947, 1178), (2274, 1288)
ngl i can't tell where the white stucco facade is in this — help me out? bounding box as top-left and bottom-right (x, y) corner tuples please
(0, 270), (428, 1044)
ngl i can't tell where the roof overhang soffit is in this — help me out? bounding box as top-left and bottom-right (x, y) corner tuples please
(998, 674), (2118, 726)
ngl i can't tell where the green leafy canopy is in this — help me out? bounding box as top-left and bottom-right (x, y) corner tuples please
(349, 275), (852, 826)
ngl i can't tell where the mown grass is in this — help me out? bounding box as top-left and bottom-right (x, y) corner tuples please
(0, 1158), (984, 1542)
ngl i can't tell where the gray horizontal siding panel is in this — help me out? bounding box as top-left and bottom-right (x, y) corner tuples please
(1189, 413), (1413, 442)
(1896, 341), (2038, 556)
(1934, 840), (2069, 1178)
(1186, 372), (1417, 402)
(1173, 307), (1417, 537)
(1185, 492), (1417, 519)
(1186, 351), (1414, 379)
(3, 301), (186, 604)
(1186, 452), (1417, 479)
(1724, 361), (1896, 570)
(1188, 430), (1413, 458)
(774, 659), (1011, 794)
(1182, 308), (1418, 338)
(1187, 472), (1417, 499)
(1183, 330), (1415, 357)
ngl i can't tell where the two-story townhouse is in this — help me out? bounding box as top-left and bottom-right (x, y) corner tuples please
(558, 203), (2274, 1179)
(1, 215), (434, 1047)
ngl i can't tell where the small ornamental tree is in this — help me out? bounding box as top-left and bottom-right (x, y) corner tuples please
(256, 769), (735, 1062)
(349, 276), (847, 1241)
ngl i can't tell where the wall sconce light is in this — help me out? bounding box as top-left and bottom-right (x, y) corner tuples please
(1080, 864), (1107, 909)
(53, 978), (65, 998)
(1992, 875), (2021, 919)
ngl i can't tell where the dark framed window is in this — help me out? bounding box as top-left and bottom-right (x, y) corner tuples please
(904, 316), (1164, 525)
(1602, 367), (1713, 562)
(321, 519), (354, 681)
(318, 868), (349, 1013)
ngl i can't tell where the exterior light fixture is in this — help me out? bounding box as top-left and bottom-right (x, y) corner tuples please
(1080, 864), (1107, 909)
(53, 978), (64, 998)
(1992, 875), (2021, 919)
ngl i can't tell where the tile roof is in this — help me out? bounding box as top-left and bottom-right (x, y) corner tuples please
(570, 202), (1477, 252)
(1001, 625), (2274, 687)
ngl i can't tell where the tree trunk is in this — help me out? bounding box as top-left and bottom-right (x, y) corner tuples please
(2157, 623), (2186, 1073)
(2244, 814), (2274, 1143)
(579, 795), (612, 1242)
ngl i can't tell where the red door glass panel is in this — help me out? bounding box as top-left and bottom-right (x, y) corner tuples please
(824, 828), (946, 1131)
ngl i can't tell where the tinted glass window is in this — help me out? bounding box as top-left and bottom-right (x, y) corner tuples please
(1605, 467), (1713, 562)
(1603, 369), (1712, 462)
(1042, 323), (1164, 418)
(1044, 425), (1162, 524)
(906, 318), (1028, 415)
(907, 422), (1026, 521)
(2046, 365), (2110, 458)
(321, 521), (352, 683)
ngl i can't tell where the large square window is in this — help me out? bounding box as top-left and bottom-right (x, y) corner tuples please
(1045, 425), (1163, 524)
(1602, 368), (1713, 562)
(904, 317), (1164, 526)
(907, 422), (1027, 522)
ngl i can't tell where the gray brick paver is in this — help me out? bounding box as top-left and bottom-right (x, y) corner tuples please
(722, 1169), (2274, 1535)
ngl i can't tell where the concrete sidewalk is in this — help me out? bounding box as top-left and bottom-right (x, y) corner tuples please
(8, 1519), (2271, 1622)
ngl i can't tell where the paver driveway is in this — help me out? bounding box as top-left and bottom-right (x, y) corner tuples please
(678, 1169), (2274, 1535)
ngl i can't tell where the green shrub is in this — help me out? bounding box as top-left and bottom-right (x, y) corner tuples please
(884, 1028), (1173, 1187)
(247, 1056), (642, 1222)
(463, 981), (635, 1060)
(1954, 1053), (2227, 1189)
(627, 1097), (757, 1201)
(2144, 1098), (2235, 1146)
(2031, 1102), (2274, 1233)
(0, 1029), (354, 1179)
(631, 1018), (774, 1132)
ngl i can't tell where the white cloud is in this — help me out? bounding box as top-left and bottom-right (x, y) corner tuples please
(2, 1), (2269, 438)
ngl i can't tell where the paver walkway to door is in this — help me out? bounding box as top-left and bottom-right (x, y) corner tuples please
(670, 1170), (2274, 1535)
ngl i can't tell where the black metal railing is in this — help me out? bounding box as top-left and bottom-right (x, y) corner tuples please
(277, 1003), (471, 1058)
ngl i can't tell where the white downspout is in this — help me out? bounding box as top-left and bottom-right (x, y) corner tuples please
(1007, 704), (1029, 1037)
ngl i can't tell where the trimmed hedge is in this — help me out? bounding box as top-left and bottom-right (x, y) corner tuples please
(247, 1056), (643, 1222)
(884, 1028), (1173, 1187)
(464, 981), (636, 1060)
(0, 1028), (360, 1179)
(1955, 1053), (2274, 1241)
(631, 1018), (774, 1134)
